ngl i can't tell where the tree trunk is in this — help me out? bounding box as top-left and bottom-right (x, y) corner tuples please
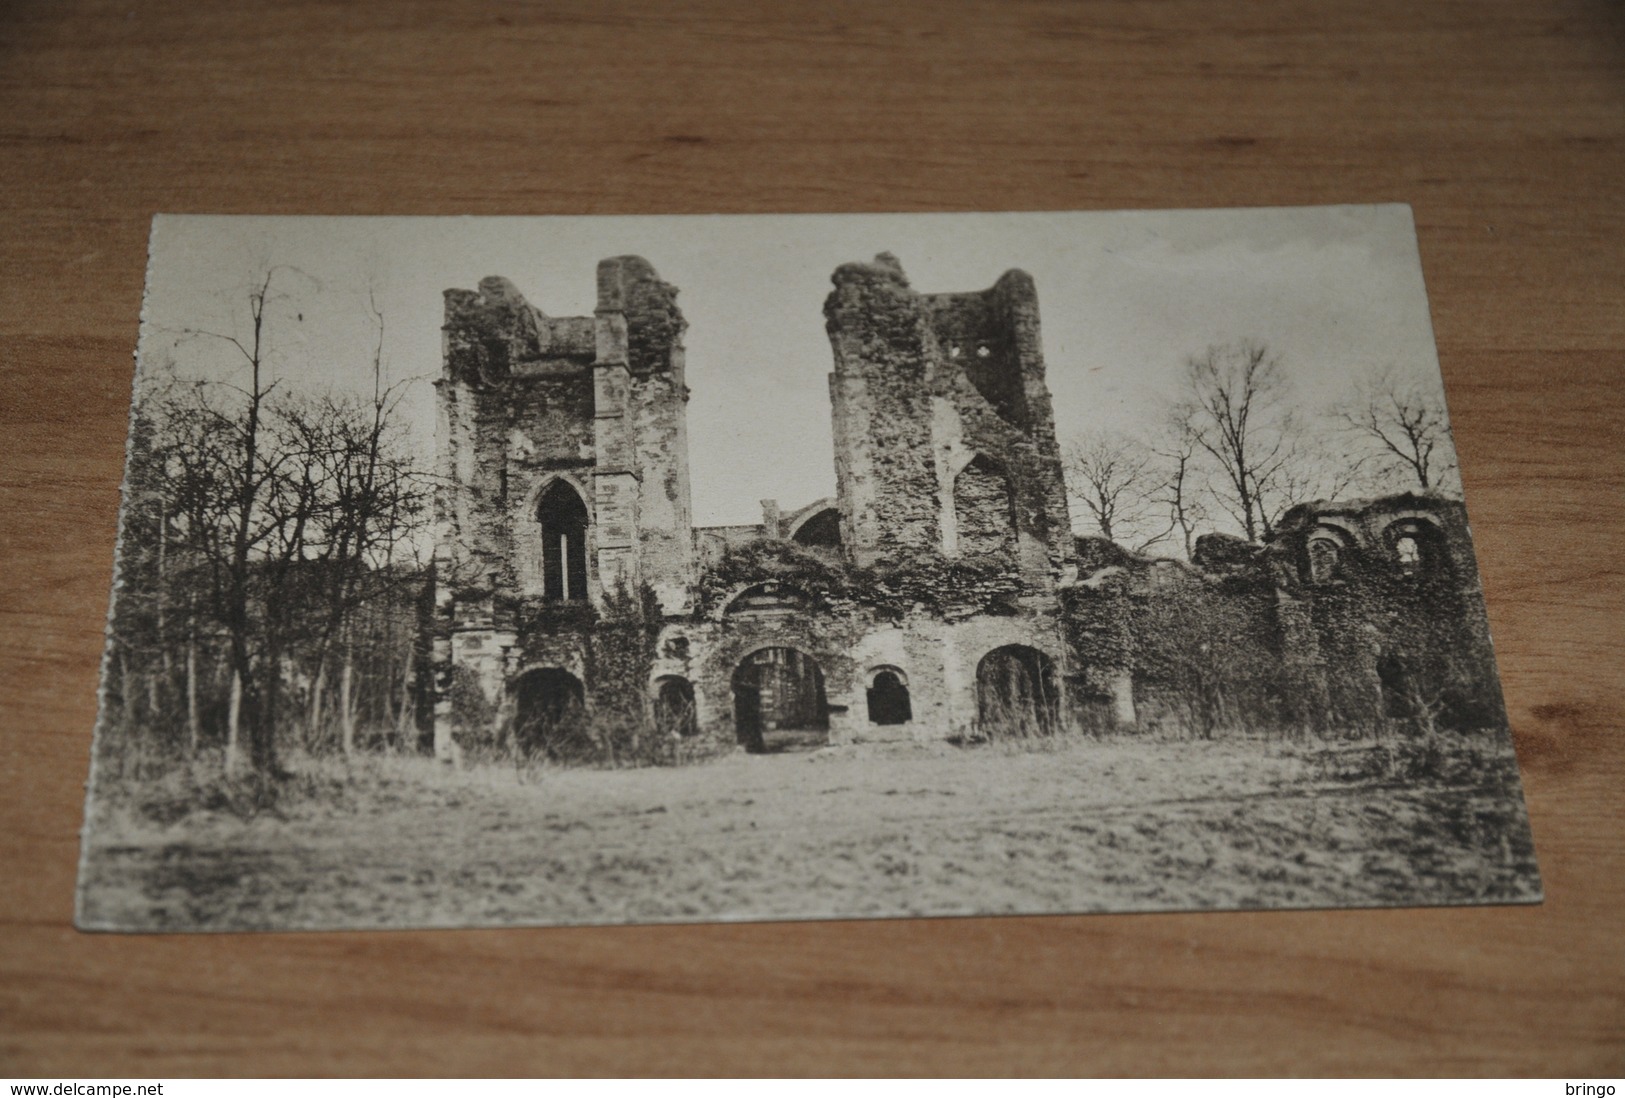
(186, 638), (199, 755)
(252, 645), (282, 777)
(155, 498), (171, 683)
(225, 667), (243, 775)
(308, 658), (327, 751)
(394, 637), (415, 750)
(339, 644), (356, 757)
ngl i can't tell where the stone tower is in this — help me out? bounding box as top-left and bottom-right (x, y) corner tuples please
(824, 253), (1073, 587)
(431, 258), (696, 754)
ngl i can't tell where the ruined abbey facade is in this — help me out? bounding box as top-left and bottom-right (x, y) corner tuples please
(430, 254), (1505, 757)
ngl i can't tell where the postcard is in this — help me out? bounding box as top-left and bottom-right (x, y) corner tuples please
(76, 207), (1540, 931)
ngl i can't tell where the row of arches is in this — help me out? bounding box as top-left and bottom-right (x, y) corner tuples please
(1304, 517), (1450, 585)
(726, 643), (1056, 751)
(506, 644), (1060, 756)
(508, 666), (698, 758)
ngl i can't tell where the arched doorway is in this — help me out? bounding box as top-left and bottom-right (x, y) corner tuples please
(975, 645), (1058, 738)
(511, 667), (587, 759)
(866, 667), (912, 726)
(537, 479), (589, 602)
(732, 647), (828, 753)
(652, 675), (697, 739)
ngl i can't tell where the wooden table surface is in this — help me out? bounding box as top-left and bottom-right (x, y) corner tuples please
(2, 0), (1622, 1078)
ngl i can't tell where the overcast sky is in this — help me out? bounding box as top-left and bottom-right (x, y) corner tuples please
(140, 206), (1454, 528)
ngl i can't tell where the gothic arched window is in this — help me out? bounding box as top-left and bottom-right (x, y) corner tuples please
(538, 480), (589, 601)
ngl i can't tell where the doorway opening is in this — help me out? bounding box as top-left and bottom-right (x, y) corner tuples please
(731, 647), (828, 753)
(975, 645), (1058, 738)
(511, 667), (588, 759)
(653, 675), (698, 739)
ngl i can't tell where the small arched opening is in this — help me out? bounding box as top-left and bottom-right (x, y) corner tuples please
(511, 667), (588, 759)
(1302, 524), (1355, 585)
(954, 454), (1017, 558)
(537, 479), (589, 602)
(731, 647), (828, 754)
(1395, 535), (1422, 571)
(1376, 653), (1412, 723)
(976, 645), (1058, 738)
(790, 506), (843, 552)
(865, 667), (912, 726)
(1382, 518), (1449, 581)
(652, 675), (697, 739)
(1307, 536), (1342, 584)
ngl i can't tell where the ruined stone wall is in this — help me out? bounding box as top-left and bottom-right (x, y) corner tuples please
(597, 256), (697, 613)
(429, 251), (1499, 762)
(436, 277), (598, 605)
(826, 254), (940, 566)
(925, 269), (1072, 583)
(631, 368), (693, 610)
(657, 613), (869, 746)
(1052, 494), (1508, 740)
(1270, 494), (1506, 732)
(824, 255), (1072, 589)
(670, 536), (1082, 747)
(653, 605), (1075, 748)
(432, 261), (697, 756)
(694, 525), (770, 571)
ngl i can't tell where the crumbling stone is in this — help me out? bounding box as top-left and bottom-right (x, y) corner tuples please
(431, 255), (1507, 759)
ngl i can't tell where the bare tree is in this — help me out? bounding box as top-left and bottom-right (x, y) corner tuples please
(1176, 340), (1359, 542)
(1150, 411), (1209, 559)
(1335, 365), (1460, 495)
(175, 268), (298, 779)
(1273, 428), (1366, 515)
(117, 268), (430, 785)
(149, 376), (238, 759)
(1062, 431), (1170, 551)
(287, 299), (426, 758)
(1175, 341), (1294, 542)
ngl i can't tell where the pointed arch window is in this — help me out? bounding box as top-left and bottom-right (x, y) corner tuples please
(538, 480), (589, 601)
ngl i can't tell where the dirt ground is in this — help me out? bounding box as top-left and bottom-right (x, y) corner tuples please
(76, 736), (1542, 932)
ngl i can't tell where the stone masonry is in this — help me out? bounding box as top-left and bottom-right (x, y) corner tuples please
(431, 254), (1508, 759)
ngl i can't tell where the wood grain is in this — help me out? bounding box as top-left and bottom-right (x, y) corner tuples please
(2, 0), (1622, 1077)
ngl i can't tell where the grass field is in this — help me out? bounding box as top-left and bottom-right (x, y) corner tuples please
(76, 734), (1541, 932)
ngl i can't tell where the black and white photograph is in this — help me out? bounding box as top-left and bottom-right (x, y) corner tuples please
(76, 205), (1541, 932)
